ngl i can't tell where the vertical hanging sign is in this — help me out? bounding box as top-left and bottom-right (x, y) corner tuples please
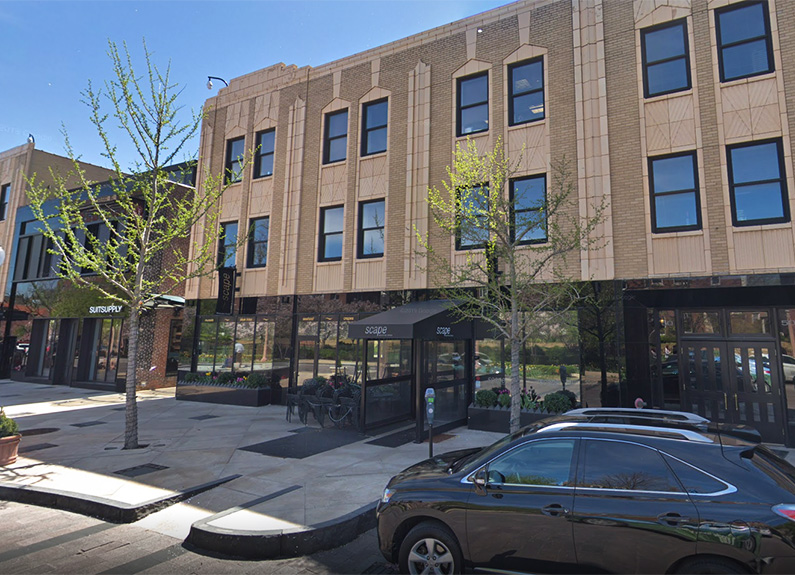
(216, 267), (236, 315)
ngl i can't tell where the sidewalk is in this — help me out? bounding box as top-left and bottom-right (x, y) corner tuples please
(0, 380), (502, 559)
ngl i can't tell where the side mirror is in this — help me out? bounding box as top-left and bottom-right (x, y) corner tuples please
(473, 468), (488, 494)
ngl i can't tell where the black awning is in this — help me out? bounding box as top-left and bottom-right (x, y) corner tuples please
(348, 300), (473, 340)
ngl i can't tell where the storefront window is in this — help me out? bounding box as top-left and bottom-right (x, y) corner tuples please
(319, 317), (339, 377)
(682, 311), (721, 334)
(217, 319), (235, 371)
(253, 318), (275, 369)
(730, 311), (771, 335)
(338, 316), (360, 380)
(367, 339), (411, 380)
(197, 319), (218, 372)
(778, 309), (795, 414)
(234, 317), (256, 370)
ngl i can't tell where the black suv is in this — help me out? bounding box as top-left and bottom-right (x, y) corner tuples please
(376, 409), (795, 574)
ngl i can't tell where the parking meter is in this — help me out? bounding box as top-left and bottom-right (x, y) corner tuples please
(425, 388), (435, 457)
(559, 364), (567, 389)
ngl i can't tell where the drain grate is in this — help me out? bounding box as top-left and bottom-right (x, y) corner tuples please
(19, 443), (58, 454)
(189, 414), (219, 421)
(71, 421), (107, 428)
(19, 428), (59, 436)
(114, 463), (169, 478)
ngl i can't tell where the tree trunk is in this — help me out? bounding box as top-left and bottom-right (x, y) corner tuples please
(509, 303), (521, 434)
(123, 309), (140, 450)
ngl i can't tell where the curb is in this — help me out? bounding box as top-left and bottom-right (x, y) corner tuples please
(185, 500), (378, 559)
(0, 474), (241, 523)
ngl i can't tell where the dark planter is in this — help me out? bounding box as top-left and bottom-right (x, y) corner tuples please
(176, 384), (271, 407)
(468, 404), (552, 433)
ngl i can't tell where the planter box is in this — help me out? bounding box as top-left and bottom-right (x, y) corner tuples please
(176, 384), (271, 407)
(0, 434), (21, 466)
(468, 404), (552, 433)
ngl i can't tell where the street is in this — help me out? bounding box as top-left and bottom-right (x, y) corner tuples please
(0, 501), (395, 575)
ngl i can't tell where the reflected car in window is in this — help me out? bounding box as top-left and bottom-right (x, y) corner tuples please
(377, 410), (795, 574)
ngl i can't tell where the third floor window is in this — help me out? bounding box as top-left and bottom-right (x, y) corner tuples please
(716, 1), (773, 82)
(362, 99), (388, 156)
(324, 110), (348, 164)
(319, 205), (344, 261)
(641, 19), (691, 98)
(649, 151), (701, 233)
(225, 137), (245, 184)
(457, 73), (489, 137)
(254, 129), (275, 179)
(509, 58), (545, 125)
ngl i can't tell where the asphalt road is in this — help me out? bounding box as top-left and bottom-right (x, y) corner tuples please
(0, 501), (397, 575)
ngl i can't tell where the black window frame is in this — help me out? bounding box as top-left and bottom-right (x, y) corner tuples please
(357, 199), (385, 259)
(217, 221), (238, 268)
(225, 137), (245, 184)
(246, 217), (269, 268)
(510, 174), (548, 244)
(323, 109), (349, 165)
(456, 184), (490, 251)
(253, 129), (275, 179)
(649, 150), (702, 233)
(508, 57), (545, 126)
(457, 72), (489, 137)
(0, 183), (9, 221)
(727, 138), (789, 227)
(715, 0), (774, 83)
(640, 18), (692, 98)
(361, 98), (388, 156)
(319, 205), (344, 262)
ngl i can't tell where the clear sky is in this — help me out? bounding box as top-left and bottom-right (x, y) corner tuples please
(0, 0), (507, 171)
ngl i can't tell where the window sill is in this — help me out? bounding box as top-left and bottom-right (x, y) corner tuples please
(651, 228), (703, 237)
(456, 130), (489, 139)
(732, 222), (792, 232)
(507, 118), (546, 130)
(643, 88), (693, 103)
(252, 174), (274, 181)
(719, 70), (776, 88)
(356, 255), (385, 261)
(360, 151), (387, 160)
(317, 259), (343, 266)
(322, 159), (347, 167)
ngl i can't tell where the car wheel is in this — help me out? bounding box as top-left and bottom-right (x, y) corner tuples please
(676, 557), (749, 574)
(399, 521), (463, 575)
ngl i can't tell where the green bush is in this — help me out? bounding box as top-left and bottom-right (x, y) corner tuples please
(216, 372), (235, 385)
(0, 407), (19, 438)
(543, 392), (572, 414)
(183, 372), (201, 383)
(557, 389), (578, 409)
(245, 372), (269, 388)
(497, 389), (511, 408)
(474, 388), (498, 408)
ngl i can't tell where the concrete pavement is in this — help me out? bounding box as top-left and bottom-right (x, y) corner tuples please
(0, 380), (502, 560)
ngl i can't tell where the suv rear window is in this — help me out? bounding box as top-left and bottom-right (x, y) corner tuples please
(579, 439), (682, 492)
(663, 454), (728, 494)
(743, 445), (795, 492)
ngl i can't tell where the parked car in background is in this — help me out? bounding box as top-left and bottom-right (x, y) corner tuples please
(782, 354), (795, 384)
(377, 409), (795, 574)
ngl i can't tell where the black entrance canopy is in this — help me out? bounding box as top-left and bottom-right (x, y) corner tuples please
(348, 300), (473, 340)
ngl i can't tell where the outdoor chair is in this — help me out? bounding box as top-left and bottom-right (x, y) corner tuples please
(304, 383), (335, 427)
(285, 387), (301, 422)
(327, 386), (362, 431)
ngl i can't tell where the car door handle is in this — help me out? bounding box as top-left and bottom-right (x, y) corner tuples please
(542, 504), (570, 517)
(657, 512), (690, 526)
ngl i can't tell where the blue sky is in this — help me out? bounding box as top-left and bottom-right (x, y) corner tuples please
(0, 0), (506, 171)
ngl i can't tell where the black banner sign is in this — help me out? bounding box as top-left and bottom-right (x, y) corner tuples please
(216, 267), (236, 315)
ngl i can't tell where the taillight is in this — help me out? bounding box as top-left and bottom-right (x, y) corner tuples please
(772, 504), (795, 522)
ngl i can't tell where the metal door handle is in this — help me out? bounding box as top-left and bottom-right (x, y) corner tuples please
(724, 393), (728, 410)
(735, 394), (739, 410)
(542, 503), (570, 517)
(657, 512), (690, 526)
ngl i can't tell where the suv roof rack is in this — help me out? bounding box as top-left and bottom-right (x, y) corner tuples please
(537, 421), (714, 443)
(565, 407), (709, 424)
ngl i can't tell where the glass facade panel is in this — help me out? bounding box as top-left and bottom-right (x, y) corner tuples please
(365, 379), (412, 427)
(730, 311), (770, 335)
(682, 312), (721, 334)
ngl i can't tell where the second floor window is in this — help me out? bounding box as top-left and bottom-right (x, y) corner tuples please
(319, 206), (344, 261)
(649, 152), (701, 232)
(511, 175), (547, 244)
(218, 221), (238, 267)
(456, 185), (490, 250)
(457, 73), (489, 137)
(254, 129), (275, 178)
(509, 58), (545, 125)
(324, 110), (348, 164)
(728, 139), (788, 226)
(225, 137), (245, 183)
(358, 199), (385, 258)
(362, 99), (388, 156)
(247, 217), (269, 268)
(641, 19), (691, 97)
(716, 1), (773, 82)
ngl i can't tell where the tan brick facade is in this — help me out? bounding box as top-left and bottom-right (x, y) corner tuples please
(188, 0), (795, 301)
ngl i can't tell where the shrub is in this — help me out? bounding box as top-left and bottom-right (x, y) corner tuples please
(0, 407), (19, 438)
(245, 372), (269, 388)
(497, 388), (511, 408)
(557, 389), (578, 409)
(216, 372), (235, 385)
(474, 388), (498, 408)
(543, 392), (572, 414)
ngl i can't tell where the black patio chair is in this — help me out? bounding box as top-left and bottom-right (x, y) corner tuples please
(285, 387), (301, 422)
(304, 383), (335, 427)
(328, 386), (362, 431)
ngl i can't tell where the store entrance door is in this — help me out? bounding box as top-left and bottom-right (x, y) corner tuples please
(681, 340), (785, 443)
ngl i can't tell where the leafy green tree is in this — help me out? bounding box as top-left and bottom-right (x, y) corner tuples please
(419, 138), (608, 433)
(26, 40), (240, 449)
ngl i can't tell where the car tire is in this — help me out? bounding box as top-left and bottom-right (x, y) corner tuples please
(675, 557), (749, 574)
(398, 521), (463, 575)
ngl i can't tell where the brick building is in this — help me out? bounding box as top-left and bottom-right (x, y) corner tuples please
(185, 0), (795, 444)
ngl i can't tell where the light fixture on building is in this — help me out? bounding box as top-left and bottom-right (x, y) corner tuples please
(206, 76), (229, 90)
(477, 28), (483, 34)
(27, 134), (35, 144)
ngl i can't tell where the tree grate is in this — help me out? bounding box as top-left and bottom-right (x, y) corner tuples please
(114, 463), (169, 477)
